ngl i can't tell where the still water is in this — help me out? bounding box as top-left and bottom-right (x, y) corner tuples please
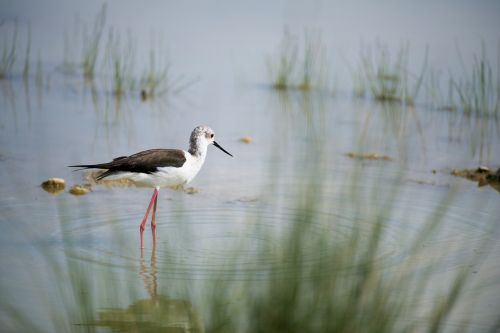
(1, 1), (499, 332)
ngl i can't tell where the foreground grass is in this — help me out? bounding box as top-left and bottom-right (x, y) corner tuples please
(3, 150), (498, 333)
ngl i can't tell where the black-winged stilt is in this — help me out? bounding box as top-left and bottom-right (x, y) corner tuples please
(69, 125), (233, 248)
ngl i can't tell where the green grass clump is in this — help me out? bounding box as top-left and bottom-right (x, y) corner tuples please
(139, 47), (170, 100)
(424, 45), (500, 117)
(0, 23), (18, 79)
(82, 4), (106, 79)
(452, 47), (500, 116)
(267, 29), (298, 90)
(105, 30), (136, 97)
(358, 42), (427, 104)
(22, 23), (31, 80)
(139, 46), (197, 100)
(59, 5), (193, 100)
(267, 29), (328, 92)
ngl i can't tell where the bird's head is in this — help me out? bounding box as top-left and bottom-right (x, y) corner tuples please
(190, 126), (233, 157)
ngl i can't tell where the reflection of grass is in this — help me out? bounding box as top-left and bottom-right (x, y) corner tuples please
(0, 23), (18, 79)
(358, 42), (427, 104)
(267, 30), (328, 92)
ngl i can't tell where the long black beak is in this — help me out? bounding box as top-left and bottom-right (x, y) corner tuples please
(213, 141), (233, 157)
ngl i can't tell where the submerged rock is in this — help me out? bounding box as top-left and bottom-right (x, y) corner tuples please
(240, 136), (253, 144)
(69, 184), (91, 195)
(184, 187), (200, 195)
(41, 178), (65, 195)
(345, 152), (392, 161)
(168, 184), (200, 194)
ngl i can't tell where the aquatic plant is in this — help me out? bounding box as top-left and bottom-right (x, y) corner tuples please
(105, 30), (136, 97)
(424, 45), (500, 117)
(358, 42), (427, 104)
(35, 51), (43, 88)
(201, 165), (493, 332)
(452, 47), (500, 116)
(139, 46), (198, 100)
(82, 4), (106, 79)
(267, 29), (298, 90)
(352, 67), (368, 98)
(139, 47), (170, 99)
(62, 17), (81, 75)
(267, 30), (329, 92)
(5, 149), (498, 333)
(22, 23), (31, 80)
(298, 31), (328, 92)
(425, 69), (457, 111)
(0, 23), (18, 79)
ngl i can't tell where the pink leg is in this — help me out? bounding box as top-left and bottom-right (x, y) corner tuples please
(140, 187), (159, 248)
(151, 191), (158, 243)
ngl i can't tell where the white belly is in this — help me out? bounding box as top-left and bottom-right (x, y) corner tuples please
(103, 153), (205, 188)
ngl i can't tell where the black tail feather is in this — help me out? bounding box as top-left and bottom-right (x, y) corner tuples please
(68, 164), (118, 180)
(95, 170), (118, 181)
(68, 164), (97, 172)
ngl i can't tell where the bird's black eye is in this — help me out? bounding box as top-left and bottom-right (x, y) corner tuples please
(210, 134), (214, 138)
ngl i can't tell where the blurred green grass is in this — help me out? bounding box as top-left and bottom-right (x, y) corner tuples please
(4, 148), (499, 333)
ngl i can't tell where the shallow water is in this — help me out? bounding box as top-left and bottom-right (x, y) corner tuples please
(1, 1), (500, 332)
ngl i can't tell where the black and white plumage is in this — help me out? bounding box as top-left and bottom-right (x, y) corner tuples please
(69, 125), (233, 248)
(70, 126), (232, 187)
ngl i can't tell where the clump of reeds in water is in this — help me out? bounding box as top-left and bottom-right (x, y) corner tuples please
(357, 42), (427, 105)
(451, 45), (500, 117)
(62, 4), (192, 100)
(0, 22), (18, 79)
(267, 29), (328, 92)
(82, 4), (106, 79)
(139, 44), (174, 100)
(0, 21), (34, 82)
(105, 30), (136, 97)
(424, 44), (500, 117)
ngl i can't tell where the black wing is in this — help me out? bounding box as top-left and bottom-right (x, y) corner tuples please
(69, 149), (187, 180)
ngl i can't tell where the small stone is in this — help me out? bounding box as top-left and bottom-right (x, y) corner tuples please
(69, 184), (91, 195)
(41, 178), (66, 194)
(184, 187), (200, 195)
(345, 152), (392, 161)
(240, 136), (253, 144)
(477, 166), (490, 173)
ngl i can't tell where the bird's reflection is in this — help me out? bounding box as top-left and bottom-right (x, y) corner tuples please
(94, 244), (204, 332)
(140, 243), (158, 299)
